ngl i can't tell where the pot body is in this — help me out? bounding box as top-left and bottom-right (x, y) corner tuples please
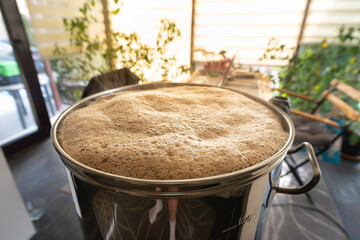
(52, 83), (319, 240)
(64, 161), (283, 240)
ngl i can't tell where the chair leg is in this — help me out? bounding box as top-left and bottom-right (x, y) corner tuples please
(281, 157), (310, 177)
(284, 156), (314, 204)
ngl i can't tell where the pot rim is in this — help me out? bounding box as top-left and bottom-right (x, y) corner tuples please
(51, 82), (294, 189)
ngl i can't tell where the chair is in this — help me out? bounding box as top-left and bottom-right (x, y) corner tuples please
(273, 79), (360, 203)
(81, 68), (139, 99)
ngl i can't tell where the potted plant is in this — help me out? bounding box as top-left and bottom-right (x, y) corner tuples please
(259, 25), (360, 160)
(342, 119), (360, 161)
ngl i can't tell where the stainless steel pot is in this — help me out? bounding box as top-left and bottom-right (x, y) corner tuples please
(51, 83), (321, 240)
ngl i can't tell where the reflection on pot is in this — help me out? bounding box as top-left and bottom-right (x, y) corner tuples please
(69, 170), (269, 240)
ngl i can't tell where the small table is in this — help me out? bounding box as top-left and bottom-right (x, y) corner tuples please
(186, 69), (226, 86)
(0, 77), (55, 129)
(0, 83), (28, 129)
(186, 69), (272, 100)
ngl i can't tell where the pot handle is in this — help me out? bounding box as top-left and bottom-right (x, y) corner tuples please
(275, 142), (321, 194)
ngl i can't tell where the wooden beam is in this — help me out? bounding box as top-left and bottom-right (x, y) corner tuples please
(43, 59), (62, 110)
(294, 0), (312, 56)
(101, 0), (114, 69)
(190, 0), (196, 70)
(331, 79), (360, 102)
(290, 109), (340, 128)
(325, 93), (359, 121)
(273, 88), (316, 102)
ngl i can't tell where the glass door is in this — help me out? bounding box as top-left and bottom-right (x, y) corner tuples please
(0, 0), (51, 156)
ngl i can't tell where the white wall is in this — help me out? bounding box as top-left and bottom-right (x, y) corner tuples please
(0, 148), (36, 240)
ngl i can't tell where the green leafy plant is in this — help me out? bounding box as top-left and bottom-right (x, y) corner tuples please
(260, 25), (360, 145)
(53, 0), (189, 102)
(349, 120), (360, 145)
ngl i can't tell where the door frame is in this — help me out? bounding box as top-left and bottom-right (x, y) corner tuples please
(0, 0), (51, 156)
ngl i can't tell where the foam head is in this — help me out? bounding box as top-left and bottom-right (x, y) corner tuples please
(58, 86), (289, 180)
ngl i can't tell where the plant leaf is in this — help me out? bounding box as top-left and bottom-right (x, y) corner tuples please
(111, 8), (120, 15)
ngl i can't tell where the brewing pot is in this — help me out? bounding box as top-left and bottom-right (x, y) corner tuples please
(51, 83), (321, 240)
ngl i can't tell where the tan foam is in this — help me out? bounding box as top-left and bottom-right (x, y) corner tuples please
(58, 86), (289, 180)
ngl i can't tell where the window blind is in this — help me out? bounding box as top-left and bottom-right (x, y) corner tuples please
(26, 0), (360, 67)
(302, 0), (360, 43)
(27, 0), (105, 58)
(193, 0), (308, 66)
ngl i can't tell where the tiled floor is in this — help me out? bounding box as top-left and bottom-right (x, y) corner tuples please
(8, 139), (82, 240)
(261, 151), (358, 240)
(7, 138), (360, 240)
(318, 158), (360, 239)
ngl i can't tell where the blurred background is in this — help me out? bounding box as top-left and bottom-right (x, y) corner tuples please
(1, 0), (360, 151)
(0, 0), (359, 240)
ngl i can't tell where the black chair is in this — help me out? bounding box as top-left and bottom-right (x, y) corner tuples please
(82, 68), (139, 99)
(274, 79), (360, 203)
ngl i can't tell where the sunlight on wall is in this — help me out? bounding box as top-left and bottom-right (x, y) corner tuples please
(26, 0), (360, 70)
(303, 0), (360, 43)
(109, 0), (192, 82)
(194, 0), (360, 67)
(193, 0), (307, 66)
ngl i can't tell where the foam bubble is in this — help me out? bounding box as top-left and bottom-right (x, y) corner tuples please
(58, 86), (289, 180)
